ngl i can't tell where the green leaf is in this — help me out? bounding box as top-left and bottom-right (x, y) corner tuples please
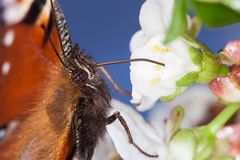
(160, 87), (186, 102)
(176, 72), (199, 86)
(164, 0), (188, 43)
(191, 0), (240, 27)
(196, 0), (240, 14)
(222, 0), (240, 13)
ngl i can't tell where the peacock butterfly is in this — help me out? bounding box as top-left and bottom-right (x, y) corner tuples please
(0, 0), (162, 159)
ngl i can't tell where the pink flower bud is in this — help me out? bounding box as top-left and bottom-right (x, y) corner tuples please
(217, 124), (240, 157)
(209, 66), (240, 102)
(222, 40), (240, 65)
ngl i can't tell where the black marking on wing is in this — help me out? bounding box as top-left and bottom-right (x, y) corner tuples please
(21, 0), (46, 24)
(0, 125), (7, 142)
(0, 5), (3, 28)
(42, 11), (54, 46)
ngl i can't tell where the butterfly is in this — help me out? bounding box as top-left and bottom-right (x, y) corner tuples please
(0, 0), (161, 159)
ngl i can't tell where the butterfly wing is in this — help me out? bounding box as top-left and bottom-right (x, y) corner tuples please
(0, 0), (62, 126)
(0, 71), (76, 159)
(0, 0), (76, 159)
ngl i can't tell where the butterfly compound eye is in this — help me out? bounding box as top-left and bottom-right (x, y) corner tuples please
(70, 69), (88, 84)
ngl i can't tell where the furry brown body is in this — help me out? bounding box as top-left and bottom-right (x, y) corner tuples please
(68, 45), (111, 159)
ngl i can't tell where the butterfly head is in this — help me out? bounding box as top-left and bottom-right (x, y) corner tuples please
(67, 44), (108, 96)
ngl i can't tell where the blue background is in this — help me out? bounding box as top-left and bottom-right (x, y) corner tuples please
(58, 0), (240, 114)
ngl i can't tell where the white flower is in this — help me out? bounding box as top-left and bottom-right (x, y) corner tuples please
(92, 134), (116, 160)
(130, 0), (199, 111)
(106, 100), (196, 160)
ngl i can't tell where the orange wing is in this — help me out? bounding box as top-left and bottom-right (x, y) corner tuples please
(0, 0), (61, 126)
(0, 70), (76, 159)
(0, 0), (76, 159)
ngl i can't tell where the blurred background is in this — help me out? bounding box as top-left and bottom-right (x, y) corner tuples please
(58, 0), (240, 116)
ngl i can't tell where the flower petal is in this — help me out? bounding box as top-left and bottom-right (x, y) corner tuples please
(130, 87), (159, 111)
(209, 77), (240, 102)
(107, 100), (168, 160)
(221, 40), (240, 66)
(130, 85), (158, 110)
(130, 30), (149, 53)
(139, 0), (174, 38)
(217, 124), (240, 157)
(92, 134), (115, 160)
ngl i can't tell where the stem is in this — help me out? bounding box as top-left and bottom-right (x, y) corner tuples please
(208, 104), (240, 134)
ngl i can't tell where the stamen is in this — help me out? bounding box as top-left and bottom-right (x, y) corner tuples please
(149, 78), (161, 84)
(153, 64), (161, 71)
(151, 44), (170, 53)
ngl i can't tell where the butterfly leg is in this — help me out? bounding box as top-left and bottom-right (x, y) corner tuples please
(106, 111), (158, 158)
(99, 67), (131, 97)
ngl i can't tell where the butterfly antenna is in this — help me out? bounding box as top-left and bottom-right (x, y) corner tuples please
(97, 59), (164, 97)
(96, 58), (165, 67)
(49, 0), (73, 59)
